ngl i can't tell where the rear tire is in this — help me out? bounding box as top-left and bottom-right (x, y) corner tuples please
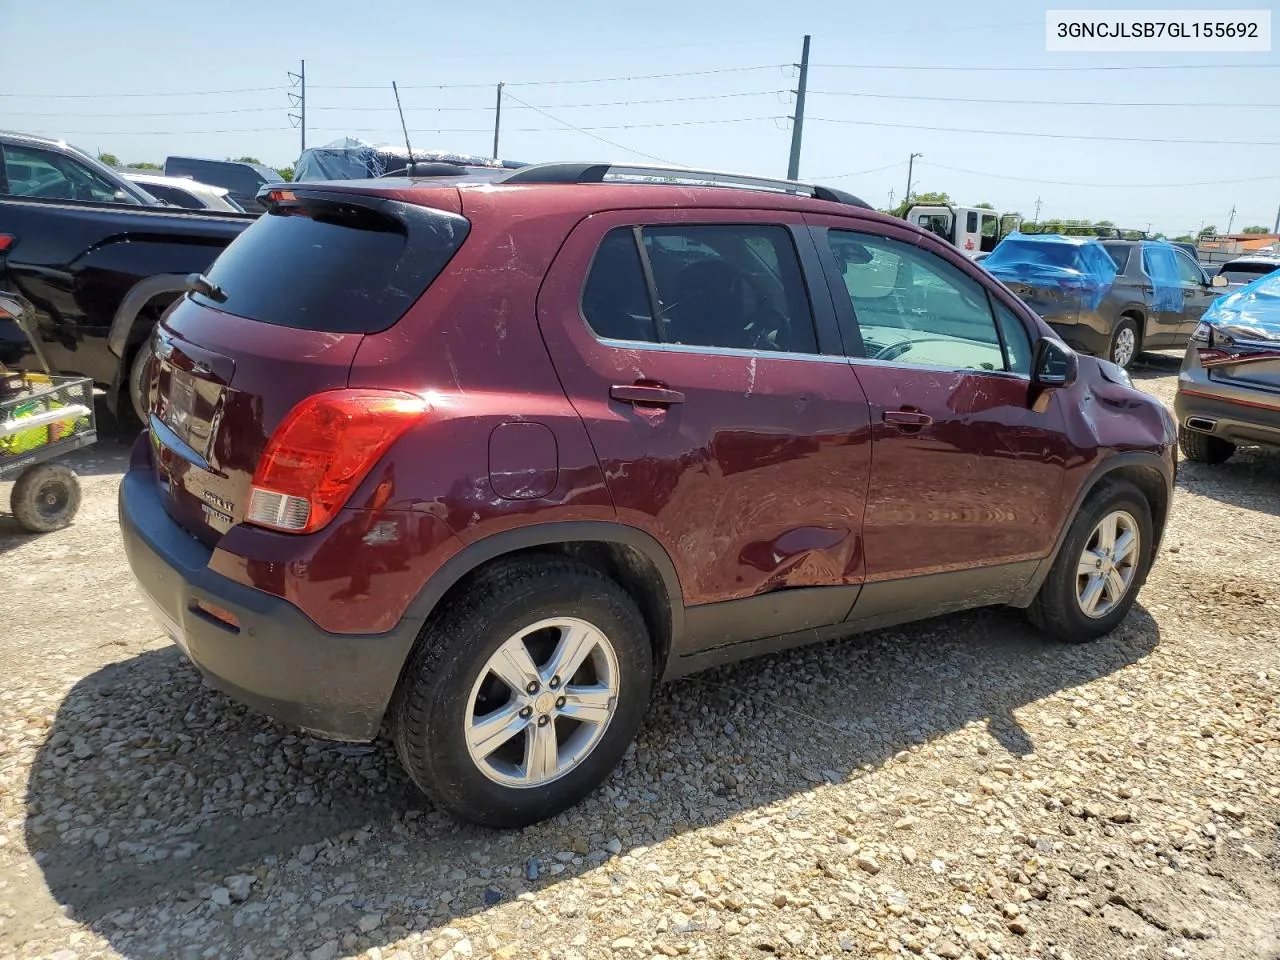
(128, 337), (155, 426)
(1027, 479), (1153, 643)
(1178, 426), (1235, 465)
(1108, 316), (1140, 368)
(11, 463), (81, 533)
(392, 556), (654, 828)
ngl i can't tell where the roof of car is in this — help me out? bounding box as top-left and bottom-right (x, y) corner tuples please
(1223, 254), (1280, 265)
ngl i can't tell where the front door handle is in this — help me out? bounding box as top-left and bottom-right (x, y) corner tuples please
(883, 409), (933, 431)
(610, 384), (686, 407)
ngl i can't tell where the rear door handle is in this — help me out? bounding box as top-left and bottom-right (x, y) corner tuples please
(610, 384), (686, 407)
(883, 409), (933, 429)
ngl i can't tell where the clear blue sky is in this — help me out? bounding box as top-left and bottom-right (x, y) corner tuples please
(4, 0), (1278, 235)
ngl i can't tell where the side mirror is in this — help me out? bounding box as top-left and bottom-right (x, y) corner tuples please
(1211, 274), (1229, 288)
(1032, 337), (1078, 388)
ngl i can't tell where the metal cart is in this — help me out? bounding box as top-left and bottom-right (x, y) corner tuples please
(0, 292), (97, 533)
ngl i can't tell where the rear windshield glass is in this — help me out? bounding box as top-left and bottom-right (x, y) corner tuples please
(1220, 262), (1280, 284)
(1101, 243), (1131, 271)
(193, 198), (469, 333)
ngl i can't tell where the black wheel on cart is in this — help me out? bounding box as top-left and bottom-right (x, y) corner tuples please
(11, 463), (81, 533)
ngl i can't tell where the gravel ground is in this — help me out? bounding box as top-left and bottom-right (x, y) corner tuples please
(1, 357), (1277, 960)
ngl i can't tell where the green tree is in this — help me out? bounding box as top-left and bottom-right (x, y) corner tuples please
(891, 190), (950, 218)
(975, 202), (995, 209)
(97, 152), (120, 167)
(1172, 234), (1195, 243)
(1242, 225), (1270, 234)
(129, 161), (162, 170)
(231, 156), (263, 164)
(275, 165), (295, 182)
(1198, 225), (1218, 238)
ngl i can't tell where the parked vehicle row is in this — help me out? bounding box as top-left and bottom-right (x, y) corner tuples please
(1, 133), (253, 424)
(119, 161), (1176, 828)
(983, 232), (1228, 368)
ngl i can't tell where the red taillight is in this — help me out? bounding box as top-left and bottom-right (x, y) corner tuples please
(0, 234), (14, 251)
(246, 390), (428, 534)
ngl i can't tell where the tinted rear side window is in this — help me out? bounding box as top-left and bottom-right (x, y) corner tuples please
(1102, 243), (1131, 271)
(193, 197), (469, 333)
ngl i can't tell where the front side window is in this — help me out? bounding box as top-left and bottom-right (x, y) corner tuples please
(1173, 249), (1206, 285)
(827, 229), (1010, 372)
(2, 145), (123, 202)
(581, 224), (819, 354)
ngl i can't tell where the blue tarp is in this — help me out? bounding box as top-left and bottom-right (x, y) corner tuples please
(983, 233), (1118, 310)
(294, 137), (522, 182)
(1140, 240), (1185, 314)
(1202, 268), (1280, 342)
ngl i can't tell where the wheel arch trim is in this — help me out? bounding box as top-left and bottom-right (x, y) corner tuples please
(401, 521), (686, 655)
(1011, 451), (1173, 607)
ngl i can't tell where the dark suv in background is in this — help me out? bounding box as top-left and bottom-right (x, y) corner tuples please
(163, 157), (284, 214)
(985, 233), (1227, 367)
(119, 163), (1176, 828)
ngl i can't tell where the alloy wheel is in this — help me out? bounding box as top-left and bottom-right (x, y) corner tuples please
(464, 617), (620, 788)
(1075, 509), (1140, 619)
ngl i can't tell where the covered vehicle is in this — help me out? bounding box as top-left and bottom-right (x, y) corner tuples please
(984, 233), (1226, 368)
(293, 137), (525, 182)
(1175, 269), (1280, 463)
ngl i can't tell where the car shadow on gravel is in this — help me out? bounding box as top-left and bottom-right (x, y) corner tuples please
(24, 605), (1160, 959)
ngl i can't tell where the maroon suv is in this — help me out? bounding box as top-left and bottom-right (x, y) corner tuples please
(119, 162), (1176, 828)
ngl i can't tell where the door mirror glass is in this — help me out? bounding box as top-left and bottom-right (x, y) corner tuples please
(1211, 273), (1229, 288)
(1032, 337), (1078, 387)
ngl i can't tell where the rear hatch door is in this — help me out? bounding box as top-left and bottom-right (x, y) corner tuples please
(147, 187), (470, 546)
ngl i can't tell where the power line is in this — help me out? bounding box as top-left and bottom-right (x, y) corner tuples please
(311, 117), (781, 135)
(6, 107), (285, 118)
(313, 64), (789, 91)
(813, 61), (1280, 72)
(501, 92), (675, 164)
(809, 116), (1280, 148)
(0, 86), (286, 99)
(809, 90), (1280, 109)
(810, 160), (909, 181)
(919, 160), (1280, 189)
(308, 90), (789, 113)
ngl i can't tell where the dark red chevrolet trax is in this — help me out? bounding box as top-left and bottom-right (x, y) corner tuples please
(119, 163), (1176, 827)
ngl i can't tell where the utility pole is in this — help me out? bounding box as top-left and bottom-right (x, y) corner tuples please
(1273, 202), (1279, 234)
(786, 35), (810, 181)
(887, 188), (895, 210)
(288, 60), (306, 155)
(493, 82), (505, 160)
(1226, 204), (1237, 234)
(904, 152), (922, 209)
(1033, 197), (1042, 224)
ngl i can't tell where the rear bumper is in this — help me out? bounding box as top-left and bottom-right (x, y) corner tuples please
(118, 467), (422, 741)
(1175, 385), (1280, 449)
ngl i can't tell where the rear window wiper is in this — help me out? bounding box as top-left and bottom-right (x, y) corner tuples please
(186, 272), (227, 303)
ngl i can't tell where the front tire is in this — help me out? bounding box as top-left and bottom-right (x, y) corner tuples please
(1178, 426), (1235, 465)
(392, 556), (654, 828)
(1108, 317), (1140, 368)
(1027, 480), (1153, 643)
(10, 463), (81, 533)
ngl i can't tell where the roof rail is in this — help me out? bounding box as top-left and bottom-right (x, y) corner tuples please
(497, 161), (873, 209)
